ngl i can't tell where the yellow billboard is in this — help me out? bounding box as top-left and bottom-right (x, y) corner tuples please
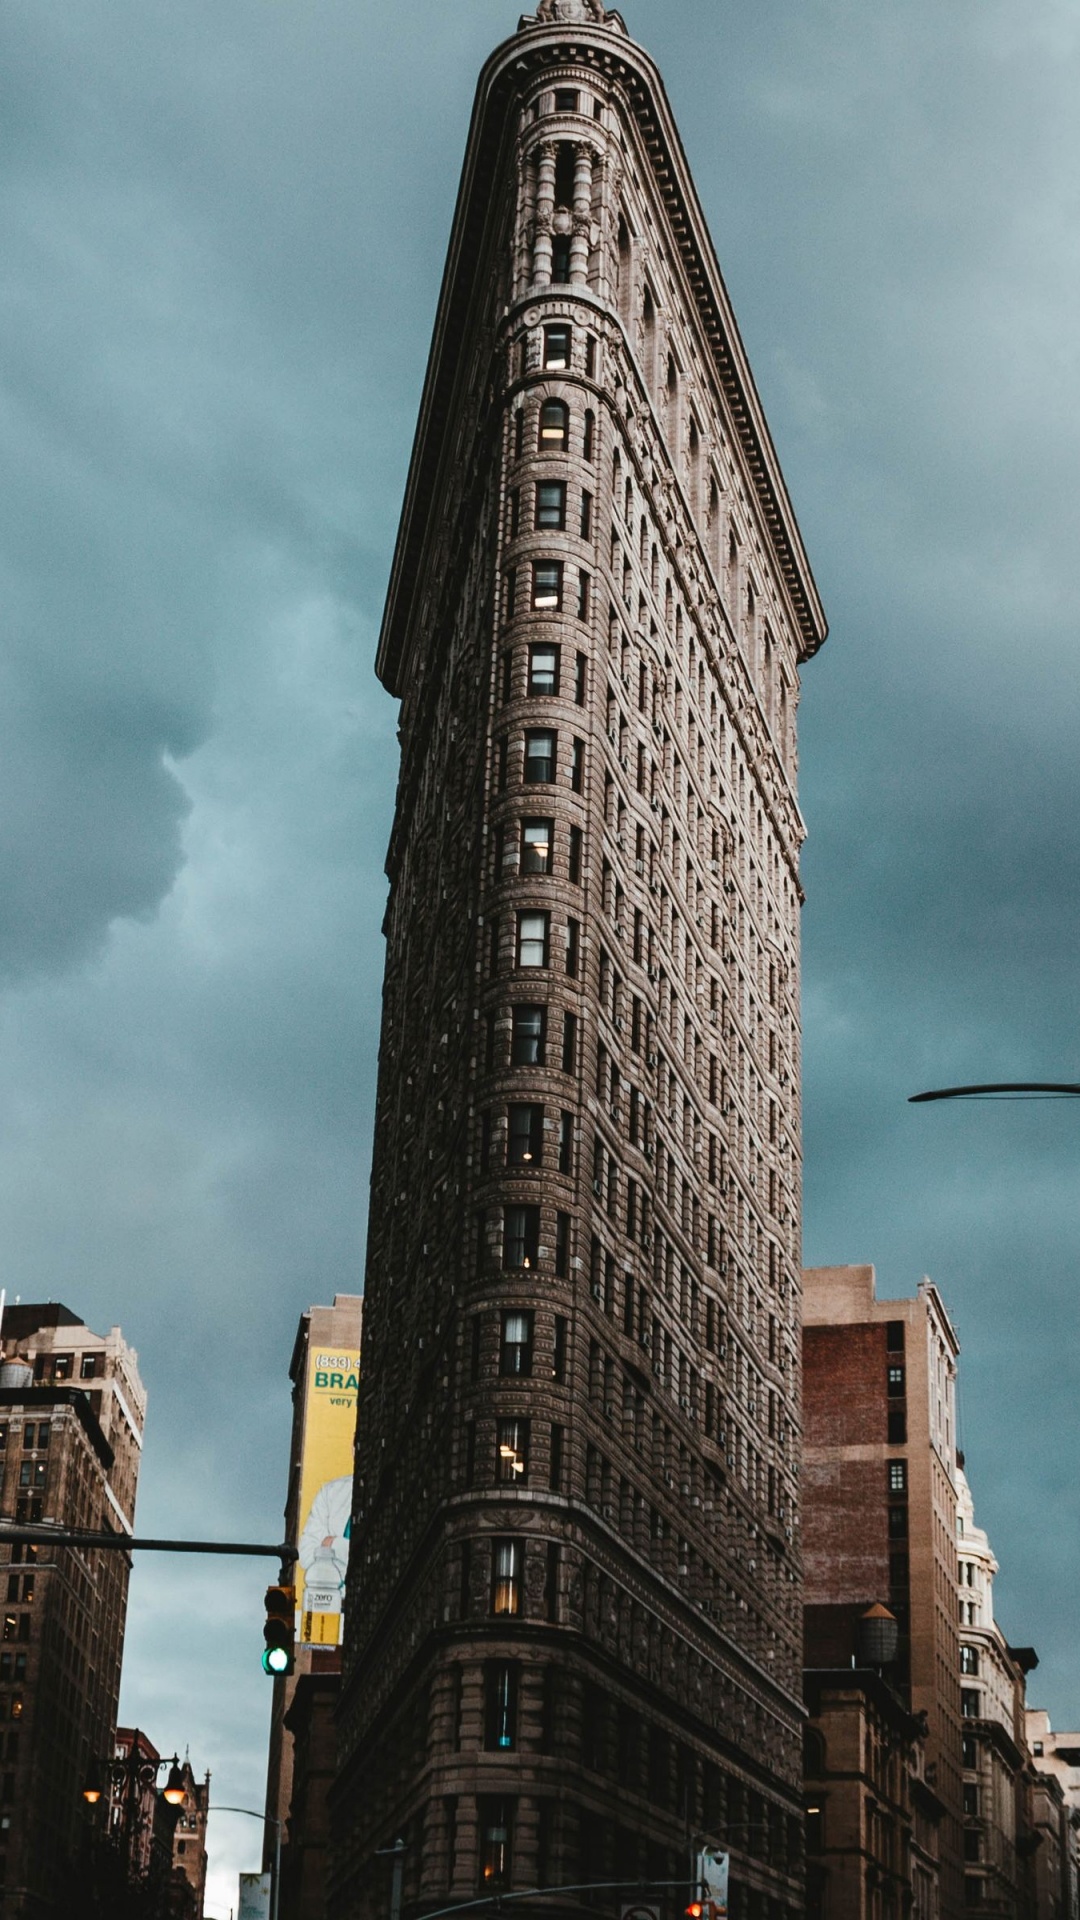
(296, 1347), (360, 1647)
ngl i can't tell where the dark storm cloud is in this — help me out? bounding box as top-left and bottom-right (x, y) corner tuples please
(3, 0), (1080, 1900)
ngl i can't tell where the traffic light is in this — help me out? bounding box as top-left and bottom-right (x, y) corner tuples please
(262, 1583), (295, 1676)
(685, 1904), (704, 1919)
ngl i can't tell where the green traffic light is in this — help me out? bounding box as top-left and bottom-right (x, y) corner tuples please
(263, 1645), (292, 1676)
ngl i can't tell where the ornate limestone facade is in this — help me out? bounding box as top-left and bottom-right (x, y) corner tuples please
(331, 8), (826, 1918)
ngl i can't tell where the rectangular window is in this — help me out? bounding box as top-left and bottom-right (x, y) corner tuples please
(964, 1831), (981, 1863)
(961, 1645), (980, 1676)
(886, 1320), (905, 1351)
(501, 1311), (534, 1377)
(558, 1112), (574, 1175)
(555, 1211), (570, 1278)
(888, 1504), (908, 1538)
(511, 1005), (546, 1066)
(524, 730), (556, 783)
(509, 488), (521, 539)
(961, 1689), (980, 1718)
(503, 1207), (540, 1270)
(571, 738), (584, 792)
(521, 819), (554, 873)
(484, 1663), (519, 1751)
(504, 569), (517, 623)
(507, 1105), (544, 1167)
(543, 324), (571, 369)
(536, 481), (566, 530)
(888, 1460), (907, 1494)
(528, 644), (560, 695)
(551, 234), (571, 282)
(577, 570), (591, 621)
(887, 1409), (907, 1444)
(35, 1426), (49, 1452)
(492, 1542), (523, 1617)
(539, 400), (569, 450)
(962, 1732), (978, 1768)
(52, 1356), (72, 1381)
(549, 1423), (564, 1492)
(583, 409), (595, 462)
(964, 1785), (980, 1816)
(554, 88), (579, 111)
(478, 1796), (514, 1890)
(574, 650), (587, 704)
(562, 1011), (578, 1074)
(532, 561), (563, 611)
(20, 1428), (33, 1453)
(516, 912), (550, 968)
(500, 651), (513, 703)
(497, 1419), (530, 1486)
(580, 491), (593, 540)
(565, 918), (580, 978)
(568, 826), (583, 885)
(887, 1365), (905, 1396)
(585, 334), (597, 378)
(553, 1316), (568, 1384)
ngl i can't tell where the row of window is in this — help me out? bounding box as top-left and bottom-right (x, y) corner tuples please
(0, 1423), (51, 1452)
(480, 1106), (573, 1174)
(496, 729), (584, 789)
(493, 816), (584, 885)
(465, 1419), (563, 1496)
(497, 909), (579, 974)
(470, 1310), (568, 1384)
(501, 643), (587, 704)
(505, 560), (591, 623)
(509, 480), (593, 540)
(513, 399), (594, 463)
(483, 1003), (579, 1076)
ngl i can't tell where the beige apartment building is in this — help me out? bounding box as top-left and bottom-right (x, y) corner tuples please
(332, 1), (828, 1914)
(803, 1265), (964, 1916)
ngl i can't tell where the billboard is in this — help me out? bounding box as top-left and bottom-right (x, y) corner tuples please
(238, 1874), (272, 1920)
(697, 1849), (730, 1919)
(295, 1346), (360, 1647)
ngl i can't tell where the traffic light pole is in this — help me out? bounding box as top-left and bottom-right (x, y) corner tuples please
(0, 1528), (297, 1558)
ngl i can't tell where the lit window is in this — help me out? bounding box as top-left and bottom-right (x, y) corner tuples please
(528, 645), (560, 695)
(503, 1207), (540, 1270)
(511, 1006), (546, 1066)
(52, 1356), (72, 1381)
(500, 1311), (534, 1377)
(516, 912), (549, 968)
(543, 326), (571, 370)
(539, 401), (569, 450)
(888, 1461), (906, 1493)
(492, 1544), (523, 1618)
(532, 561), (563, 611)
(887, 1365), (905, 1396)
(521, 819), (554, 874)
(536, 482), (566, 530)
(507, 1106), (544, 1167)
(478, 1795), (514, 1889)
(524, 731), (556, 783)
(1033, 1740), (1044, 1757)
(497, 1419), (530, 1485)
(484, 1663), (519, 1750)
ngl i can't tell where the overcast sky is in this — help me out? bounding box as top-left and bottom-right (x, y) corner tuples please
(4, 0), (1080, 1906)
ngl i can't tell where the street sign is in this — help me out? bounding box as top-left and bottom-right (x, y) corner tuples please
(238, 1872), (272, 1920)
(697, 1849), (730, 1918)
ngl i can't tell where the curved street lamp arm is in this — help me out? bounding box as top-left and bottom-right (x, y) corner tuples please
(909, 1082), (1080, 1104)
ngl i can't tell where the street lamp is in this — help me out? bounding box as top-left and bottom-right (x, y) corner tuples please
(909, 1082), (1080, 1103)
(81, 1732), (187, 1899)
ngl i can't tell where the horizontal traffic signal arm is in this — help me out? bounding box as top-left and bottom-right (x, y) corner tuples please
(0, 1527), (298, 1558)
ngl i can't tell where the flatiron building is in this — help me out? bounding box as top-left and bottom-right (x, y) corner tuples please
(333, 5), (827, 1916)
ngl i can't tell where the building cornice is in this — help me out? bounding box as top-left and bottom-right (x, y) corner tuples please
(377, 18), (826, 696)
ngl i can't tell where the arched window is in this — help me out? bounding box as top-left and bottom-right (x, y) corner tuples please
(538, 400), (569, 452)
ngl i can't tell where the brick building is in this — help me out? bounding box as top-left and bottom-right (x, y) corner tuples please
(0, 1303), (145, 1917)
(803, 1266), (963, 1916)
(265, 1293), (361, 1920)
(332, 3), (827, 1916)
